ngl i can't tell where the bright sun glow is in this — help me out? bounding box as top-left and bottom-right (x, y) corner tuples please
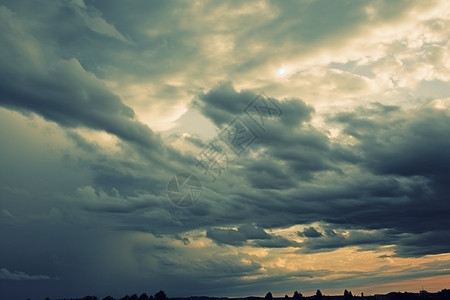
(278, 66), (286, 76)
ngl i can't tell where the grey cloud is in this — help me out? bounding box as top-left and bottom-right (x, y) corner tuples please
(206, 225), (298, 248)
(298, 229), (393, 254)
(278, 97), (315, 127)
(253, 236), (299, 248)
(200, 257), (262, 279)
(237, 224), (271, 239)
(0, 57), (162, 152)
(206, 228), (247, 246)
(246, 158), (297, 190)
(153, 252), (262, 281)
(300, 227), (323, 238)
(68, 0), (130, 43)
(194, 82), (314, 129)
(331, 104), (450, 180)
(329, 104), (450, 236)
(74, 186), (160, 214)
(194, 82), (337, 182)
(1, 0), (450, 298)
(365, 108), (450, 179)
(0, 5), (168, 157)
(0, 268), (57, 281)
(324, 228), (337, 237)
(225, 156), (438, 245)
(193, 82), (257, 127)
(63, 130), (185, 198)
(395, 230), (450, 257)
(174, 235), (190, 245)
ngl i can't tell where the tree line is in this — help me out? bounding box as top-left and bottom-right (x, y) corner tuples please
(43, 289), (168, 300)
(43, 288), (450, 300)
(265, 288), (450, 300)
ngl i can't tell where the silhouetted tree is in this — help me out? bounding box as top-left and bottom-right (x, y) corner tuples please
(265, 292), (273, 300)
(293, 291), (303, 300)
(420, 289), (429, 299)
(439, 289), (450, 300)
(344, 289), (354, 300)
(138, 293), (149, 300)
(130, 294), (138, 300)
(315, 290), (323, 300)
(102, 296), (116, 300)
(388, 292), (403, 300)
(285, 295), (289, 299)
(154, 290), (168, 300)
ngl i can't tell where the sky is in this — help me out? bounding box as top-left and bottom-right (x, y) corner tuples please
(1, 0), (450, 299)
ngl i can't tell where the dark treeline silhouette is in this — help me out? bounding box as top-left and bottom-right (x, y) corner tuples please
(46, 289), (167, 300)
(45, 288), (450, 300)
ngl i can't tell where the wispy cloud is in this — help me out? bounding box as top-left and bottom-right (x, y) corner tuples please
(0, 268), (58, 281)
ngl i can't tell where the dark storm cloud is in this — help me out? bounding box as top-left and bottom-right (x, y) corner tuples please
(76, 0), (198, 79)
(196, 256), (262, 279)
(219, 157), (435, 251)
(64, 130), (187, 201)
(237, 224), (272, 239)
(193, 82), (339, 183)
(0, 7), (201, 291)
(0, 2), (197, 248)
(245, 158), (297, 190)
(151, 251), (263, 284)
(362, 108), (450, 180)
(174, 235), (190, 245)
(206, 225), (298, 248)
(1, 0), (450, 299)
(300, 227), (323, 238)
(206, 224), (273, 246)
(0, 219), (119, 299)
(193, 82), (258, 127)
(0, 20), (162, 152)
(194, 97), (450, 258)
(206, 228), (247, 246)
(326, 103), (450, 255)
(260, 133), (345, 181)
(194, 82), (314, 129)
(253, 236), (299, 248)
(395, 231), (450, 257)
(88, 159), (167, 197)
(298, 229), (393, 254)
(0, 2), (196, 177)
(74, 186), (160, 214)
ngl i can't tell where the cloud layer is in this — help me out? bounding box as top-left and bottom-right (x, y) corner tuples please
(1, 1), (450, 300)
